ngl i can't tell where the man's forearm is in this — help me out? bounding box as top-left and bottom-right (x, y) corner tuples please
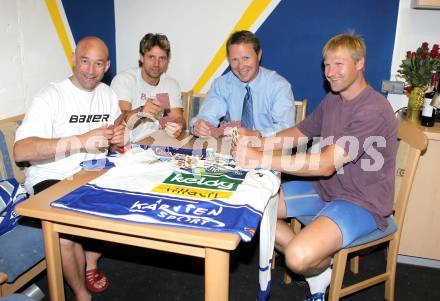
(124, 107), (145, 129)
(276, 126), (302, 138)
(14, 136), (84, 162)
(258, 135), (308, 152)
(267, 153), (332, 177)
(266, 144), (349, 177)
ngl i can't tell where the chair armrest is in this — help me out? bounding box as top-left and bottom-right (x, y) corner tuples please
(0, 271), (7, 284)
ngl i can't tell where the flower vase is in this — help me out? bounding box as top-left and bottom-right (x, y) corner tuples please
(406, 86), (425, 124)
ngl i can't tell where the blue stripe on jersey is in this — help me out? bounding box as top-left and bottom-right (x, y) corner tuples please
(51, 184), (262, 241)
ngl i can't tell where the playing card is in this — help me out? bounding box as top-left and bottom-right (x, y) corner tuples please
(210, 127), (223, 138)
(156, 93), (171, 109)
(212, 120), (241, 137)
(221, 120), (241, 130)
(113, 111), (127, 127)
(231, 127), (239, 145)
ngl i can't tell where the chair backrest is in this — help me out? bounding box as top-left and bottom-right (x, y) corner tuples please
(393, 120), (428, 231)
(182, 91), (207, 129)
(294, 99), (308, 124)
(0, 115), (47, 297)
(181, 90), (192, 128)
(182, 94), (307, 130)
(0, 115), (25, 183)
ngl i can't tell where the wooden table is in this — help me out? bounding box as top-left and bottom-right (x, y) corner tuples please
(16, 131), (242, 301)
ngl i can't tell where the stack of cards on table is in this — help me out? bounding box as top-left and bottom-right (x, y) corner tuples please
(210, 120), (241, 138)
(173, 154), (201, 169)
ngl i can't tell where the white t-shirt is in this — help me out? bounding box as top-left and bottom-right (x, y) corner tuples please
(15, 78), (121, 192)
(110, 67), (183, 141)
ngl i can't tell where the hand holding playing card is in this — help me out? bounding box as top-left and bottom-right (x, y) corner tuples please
(158, 116), (184, 129)
(193, 119), (214, 137)
(142, 99), (162, 118)
(221, 121), (241, 137)
(209, 127), (223, 138)
(164, 122), (183, 138)
(210, 120), (241, 138)
(232, 141), (264, 169)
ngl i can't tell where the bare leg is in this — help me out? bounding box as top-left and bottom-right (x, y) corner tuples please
(275, 189), (341, 276)
(284, 216), (342, 276)
(85, 251), (101, 270)
(59, 238), (91, 301)
(275, 190), (296, 252)
(275, 219), (296, 252)
(85, 250), (107, 290)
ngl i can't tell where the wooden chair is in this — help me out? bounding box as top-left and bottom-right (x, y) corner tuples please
(0, 115), (46, 297)
(286, 120), (427, 300)
(294, 99), (308, 125)
(181, 90), (192, 129)
(188, 92), (207, 129)
(0, 294), (34, 301)
(182, 94), (306, 131)
(181, 91), (207, 130)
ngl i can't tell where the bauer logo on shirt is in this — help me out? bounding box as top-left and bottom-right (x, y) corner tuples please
(69, 114), (110, 123)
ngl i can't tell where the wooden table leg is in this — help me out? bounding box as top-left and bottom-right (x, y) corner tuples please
(42, 221), (65, 301)
(205, 248), (229, 301)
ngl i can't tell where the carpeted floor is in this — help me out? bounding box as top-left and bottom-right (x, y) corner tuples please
(32, 235), (440, 301)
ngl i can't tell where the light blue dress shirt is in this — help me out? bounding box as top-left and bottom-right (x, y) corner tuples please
(190, 67), (295, 137)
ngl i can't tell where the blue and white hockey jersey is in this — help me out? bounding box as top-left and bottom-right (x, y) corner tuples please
(51, 147), (280, 300)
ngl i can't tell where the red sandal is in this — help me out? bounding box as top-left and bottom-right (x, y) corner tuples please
(85, 268), (109, 293)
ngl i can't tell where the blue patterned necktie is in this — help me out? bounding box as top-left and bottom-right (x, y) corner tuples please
(241, 85), (254, 129)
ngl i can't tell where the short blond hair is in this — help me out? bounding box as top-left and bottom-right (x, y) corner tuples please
(323, 32), (366, 62)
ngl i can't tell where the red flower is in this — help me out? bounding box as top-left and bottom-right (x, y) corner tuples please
(398, 42), (440, 88)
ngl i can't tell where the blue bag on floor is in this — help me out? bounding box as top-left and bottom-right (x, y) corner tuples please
(0, 178), (28, 235)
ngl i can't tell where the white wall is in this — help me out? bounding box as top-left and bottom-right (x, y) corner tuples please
(113, 0), (253, 92)
(1, 0), (440, 118)
(388, 0), (440, 111)
(0, 0), (71, 119)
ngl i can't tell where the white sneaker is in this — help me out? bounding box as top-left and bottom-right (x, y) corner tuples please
(304, 292), (325, 301)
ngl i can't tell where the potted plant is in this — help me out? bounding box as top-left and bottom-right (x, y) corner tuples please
(397, 42), (440, 123)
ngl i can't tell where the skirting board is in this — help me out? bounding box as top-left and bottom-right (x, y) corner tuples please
(398, 255), (440, 268)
